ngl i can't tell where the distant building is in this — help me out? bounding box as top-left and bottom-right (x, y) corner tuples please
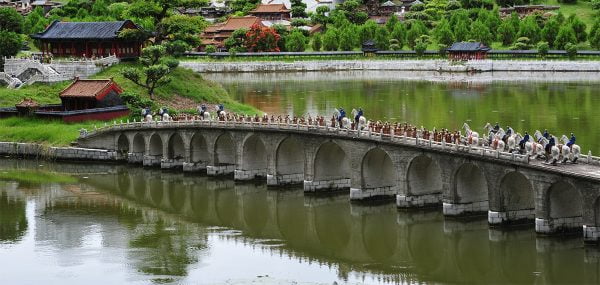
(0, 0), (32, 15)
(177, 4), (231, 22)
(200, 16), (263, 50)
(499, 5), (559, 18)
(31, 0), (61, 14)
(249, 4), (291, 21)
(31, 20), (146, 58)
(0, 78), (129, 122)
(447, 42), (490, 61)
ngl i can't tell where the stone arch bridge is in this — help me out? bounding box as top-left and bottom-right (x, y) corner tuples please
(77, 120), (600, 242)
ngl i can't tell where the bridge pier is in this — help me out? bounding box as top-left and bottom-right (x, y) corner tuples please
(303, 178), (350, 193)
(396, 193), (442, 208)
(350, 186), (399, 201)
(143, 155), (161, 167)
(234, 169), (267, 181)
(207, 164), (235, 176)
(535, 217), (583, 235)
(161, 158), (183, 169)
(583, 225), (600, 243)
(488, 209), (535, 226)
(267, 173), (304, 186)
(183, 161), (207, 172)
(442, 201), (489, 217)
(127, 152), (143, 164)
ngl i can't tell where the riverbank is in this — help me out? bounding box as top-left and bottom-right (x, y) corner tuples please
(181, 59), (600, 73)
(0, 141), (116, 161)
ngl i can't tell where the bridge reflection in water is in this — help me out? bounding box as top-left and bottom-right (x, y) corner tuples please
(1, 159), (597, 284)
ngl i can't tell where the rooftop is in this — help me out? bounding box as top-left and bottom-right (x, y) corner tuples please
(250, 4), (290, 13)
(59, 78), (123, 99)
(31, 20), (139, 40)
(447, 42), (491, 52)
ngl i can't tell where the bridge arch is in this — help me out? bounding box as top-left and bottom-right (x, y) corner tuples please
(148, 133), (163, 157)
(499, 171), (534, 218)
(454, 162), (489, 208)
(595, 197), (600, 226)
(407, 155), (442, 196)
(132, 133), (145, 153)
(190, 133), (208, 163)
(547, 181), (582, 221)
(148, 177), (164, 207)
(117, 134), (129, 153)
(276, 137), (304, 176)
(361, 147), (396, 188)
(167, 133), (185, 160)
(313, 141), (350, 181)
(214, 133), (235, 165)
(241, 134), (267, 171)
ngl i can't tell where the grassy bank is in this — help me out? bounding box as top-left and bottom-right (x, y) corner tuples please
(0, 63), (260, 146)
(0, 169), (76, 184)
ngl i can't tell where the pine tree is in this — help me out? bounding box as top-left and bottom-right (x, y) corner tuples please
(554, 24), (577, 49)
(390, 22), (407, 49)
(497, 19), (516, 46)
(407, 20), (428, 49)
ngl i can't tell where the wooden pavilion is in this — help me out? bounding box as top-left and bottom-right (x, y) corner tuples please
(447, 42), (491, 61)
(31, 20), (145, 58)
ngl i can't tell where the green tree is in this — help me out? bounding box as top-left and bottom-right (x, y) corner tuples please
(407, 20), (428, 49)
(291, 0), (307, 18)
(312, 33), (322, 51)
(204, 45), (216, 53)
(541, 17), (560, 48)
(390, 22), (407, 49)
(338, 0), (368, 24)
(433, 19), (454, 46)
(286, 29), (307, 52)
(386, 15), (399, 32)
(554, 24), (577, 50)
(0, 7), (23, 33)
(108, 2), (129, 20)
(339, 27), (358, 51)
(23, 7), (48, 34)
(160, 15), (207, 52)
(497, 19), (516, 46)
(374, 26), (390, 50)
(359, 20), (378, 44)
(414, 38), (427, 56)
(271, 24), (288, 52)
(91, 0), (110, 16)
(518, 16), (540, 43)
(470, 20), (492, 45)
(567, 15), (587, 42)
(322, 28), (339, 51)
(590, 20), (600, 49)
(537, 41), (549, 58)
(565, 42), (577, 59)
(311, 6), (330, 26)
(122, 45), (179, 99)
(224, 28), (248, 52)
(453, 18), (470, 42)
(0, 31), (21, 70)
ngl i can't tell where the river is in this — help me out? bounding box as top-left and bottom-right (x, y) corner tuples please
(1, 159), (599, 284)
(206, 71), (600, 154)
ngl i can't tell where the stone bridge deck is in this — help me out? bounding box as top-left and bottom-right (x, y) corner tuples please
(77, 119), (600, 243)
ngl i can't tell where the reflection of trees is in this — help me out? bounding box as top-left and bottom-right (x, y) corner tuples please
(0, 191), (27, 243)
(129, 220), (205, 280)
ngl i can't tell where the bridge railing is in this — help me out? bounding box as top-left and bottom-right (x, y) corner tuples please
(86, 119), (598, 166)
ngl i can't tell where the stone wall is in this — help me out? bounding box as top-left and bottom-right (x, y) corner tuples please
(0, 142), (116, 161)
(181, 60), (600, 73)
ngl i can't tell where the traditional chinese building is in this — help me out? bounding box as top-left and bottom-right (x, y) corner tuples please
(447, 42), (491, 61)
(200, 16), (263, 50)
(31, 20), (145, 58)
(249, 4), (291, 21)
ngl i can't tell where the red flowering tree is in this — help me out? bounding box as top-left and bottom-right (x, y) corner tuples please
(244, 24), (281, 52)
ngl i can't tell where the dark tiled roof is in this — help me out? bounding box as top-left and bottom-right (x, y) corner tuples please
(31, 20), (137, 40)
(447, 42), (491, 52)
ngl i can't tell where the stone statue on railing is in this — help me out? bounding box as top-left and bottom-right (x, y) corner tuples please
(79, 128), (88, 138)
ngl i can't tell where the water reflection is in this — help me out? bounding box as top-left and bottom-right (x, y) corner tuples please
(1, 160), (600, 284)
(0, 187), (27, 243)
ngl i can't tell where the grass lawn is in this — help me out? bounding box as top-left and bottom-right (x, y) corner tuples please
(540, 0), (597, 29)
(0, 62), (260, 146)
(0, 169), (76, 184)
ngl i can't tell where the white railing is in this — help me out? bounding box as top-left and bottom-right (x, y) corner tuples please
(84, 118), (600, 168)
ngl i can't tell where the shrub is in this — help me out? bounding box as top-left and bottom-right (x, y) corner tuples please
(537, 41), (549, 58)
(565, 43), (577, 60)
(205, 45), (216, 53)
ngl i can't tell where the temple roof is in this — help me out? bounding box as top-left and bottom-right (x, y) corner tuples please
(250, 4), (290, 13)
(31, 20), (139, 40)
(59, 78), (123, 99)
(447, 42), (491, 52)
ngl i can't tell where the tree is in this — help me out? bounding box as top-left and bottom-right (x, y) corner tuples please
(122, 45), (179, 99)
(23, 7), (48, 34)
(497, 19), (516, 46)
(537, 41), (549, 58)
(125, 0), (206, 45)
(0, 31), (21, 70)
(590, 20), (600, 49)
(433, 19), (454, 46)
(0, 7), (23, 33)
(339, 27), (358, 51)
(322, 28), (339, 51)
(470, 20), (492, 45)
(389, 39), (401, 51)
(565, 42), (577, 59)
(91, 0), (110, 16)
(390, 22), (407, 49)
(108, 2), (129, 20)
(244, 24), (280, 52)
(160, 15), (207, 52)
(311, 6), (330, 26)
(291, 0), (307, 18)
(593, 0), (600, 10)
(286, 29), (307, 52)
(312, 33), (322, 51)
(518, 16), (541, 43)
(271, 24), (288, 52)
(338, 0), (368, 24)
(374, 26), (390, 50)
(204, 45), (216, 53)
(407, 20), (428, 49)
(541, 17), (560, 48)
(414, 38), (427, 56)
(453, 19), (470, 42)
(224, 28), (248, 52)
(554, 24), (577, 50)
(386, 15), (399, 32)
(359, 20), (378, 44)
(567, 15), (587, 42)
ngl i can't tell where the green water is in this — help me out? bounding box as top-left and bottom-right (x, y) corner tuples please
(211, 71), (600, 154)
(1, 159), (600, 284)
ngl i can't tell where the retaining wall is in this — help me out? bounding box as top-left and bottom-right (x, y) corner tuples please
(181, 60), (600, 73)
(0, 142), (116, 161)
